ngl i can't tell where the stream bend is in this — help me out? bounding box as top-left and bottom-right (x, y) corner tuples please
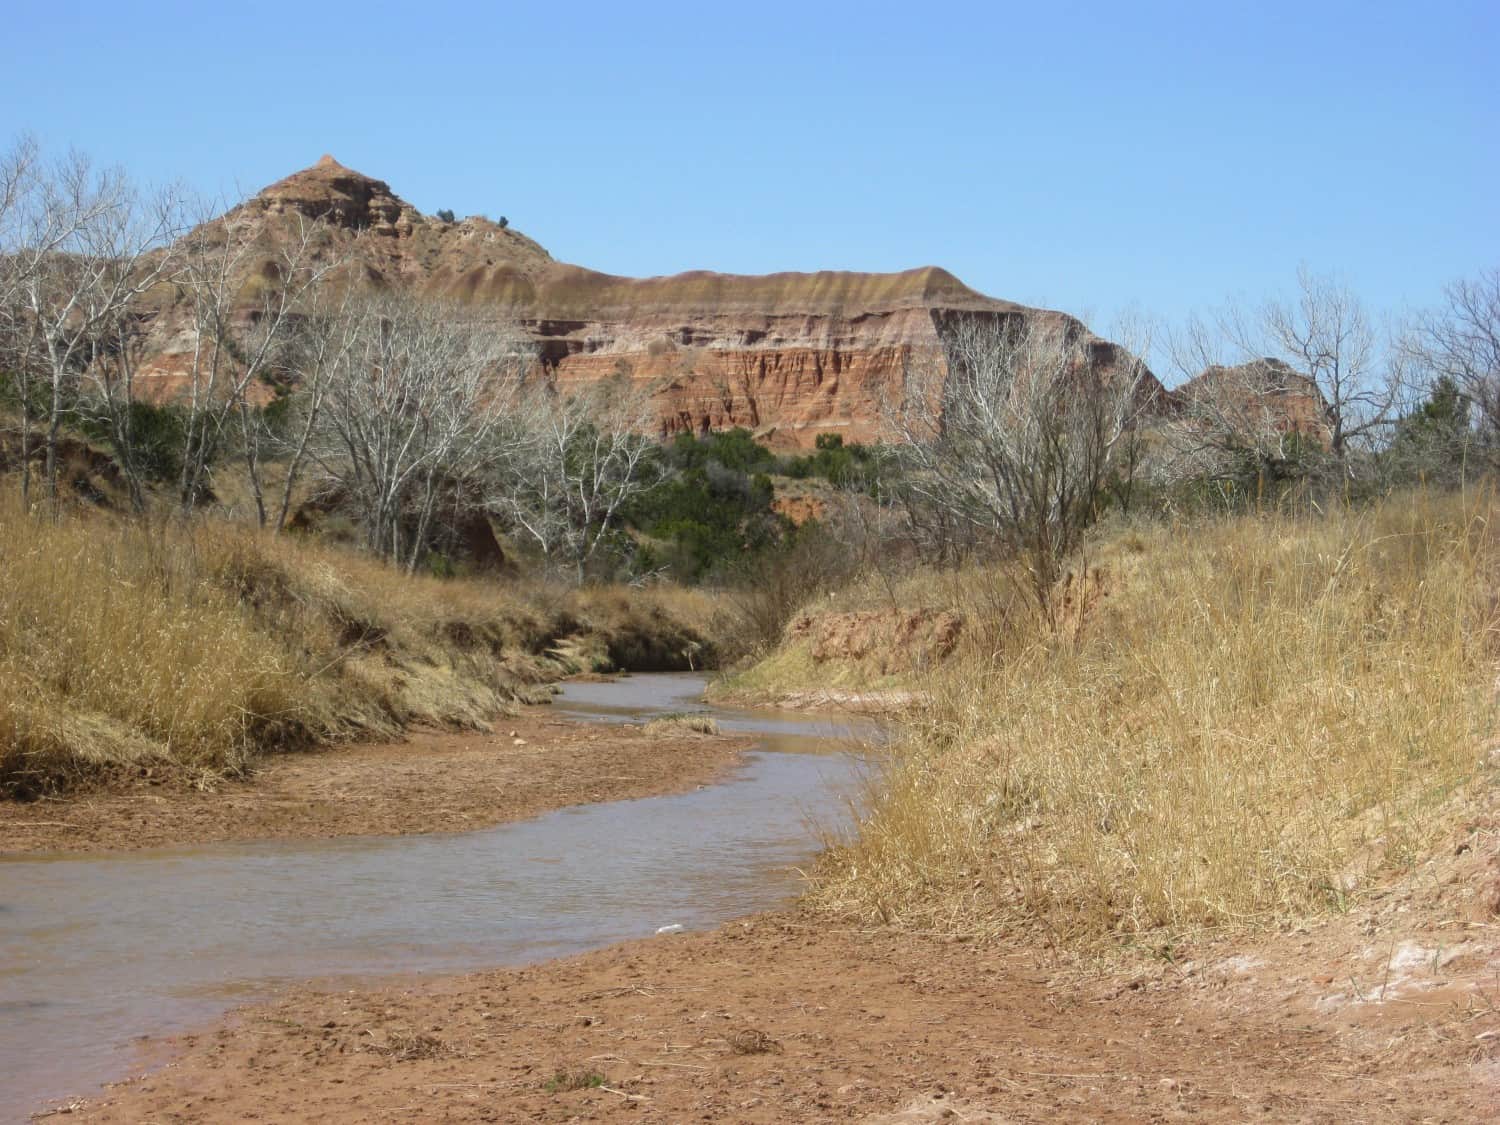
(0, 673), (868, 1120)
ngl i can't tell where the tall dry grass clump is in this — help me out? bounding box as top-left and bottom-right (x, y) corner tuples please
(0, 508), (307, 794)
(0, 502), (729, 797)
(809, 491), (1499, 944)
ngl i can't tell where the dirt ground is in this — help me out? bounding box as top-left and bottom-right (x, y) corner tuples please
(55, 910), (1498, 1124)
(0, 711), (748, 854)
(49, 808), (1500, 1123)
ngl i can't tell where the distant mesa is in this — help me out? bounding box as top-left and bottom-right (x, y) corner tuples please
(154, 158), (1315, 447)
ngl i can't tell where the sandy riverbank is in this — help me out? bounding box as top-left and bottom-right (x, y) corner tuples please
(56, 891), (1499, 1123)
(1, 709), (748, 854)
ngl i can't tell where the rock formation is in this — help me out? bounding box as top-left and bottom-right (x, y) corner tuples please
(1175, 358), (1332, 443)
(140, 156), (1163, 447)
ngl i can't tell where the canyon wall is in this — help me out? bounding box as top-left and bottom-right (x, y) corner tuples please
(136, 156), (1164, 448)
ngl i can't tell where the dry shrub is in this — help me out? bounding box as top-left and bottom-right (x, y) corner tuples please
(726, 1027), (782, 1055)
(642, 713), (720, 736)
(808, 490), (1500, 945)
(720, 524), (863, 660)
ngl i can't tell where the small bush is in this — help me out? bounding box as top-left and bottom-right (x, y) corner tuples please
(76, 401), (189, 483)
(543, 1070), (603, 1093)
(780, 432), (883, 492)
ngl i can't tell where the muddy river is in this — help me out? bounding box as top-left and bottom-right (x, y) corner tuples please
(0, 674), (868, 1120)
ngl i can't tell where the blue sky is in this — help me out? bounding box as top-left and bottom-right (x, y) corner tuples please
(5, 1), (1495, 371)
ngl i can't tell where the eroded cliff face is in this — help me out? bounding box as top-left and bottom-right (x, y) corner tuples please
(507, 268), (1032, 445)
(140, 157), (1157, 447)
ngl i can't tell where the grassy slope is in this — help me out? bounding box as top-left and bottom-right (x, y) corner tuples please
(0, 501), (730, 797)
(738, 492), (1499, 945)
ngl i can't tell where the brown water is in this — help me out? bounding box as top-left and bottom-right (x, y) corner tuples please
(0, 674), (869, 1121)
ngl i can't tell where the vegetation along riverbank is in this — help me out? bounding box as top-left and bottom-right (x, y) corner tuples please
(3, 134), (1498, 1119)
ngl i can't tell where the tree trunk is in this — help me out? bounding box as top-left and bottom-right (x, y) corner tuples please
(274, 399), (321, 534)
(238, 399), (267, 528)
(406, 472), (441, 575)
(43, 361), (67, 506)
(17, 399), (32, 507)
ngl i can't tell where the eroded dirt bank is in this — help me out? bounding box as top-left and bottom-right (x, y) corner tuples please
(0, 710), (748, 854)
(64, 900), (1499, 1124)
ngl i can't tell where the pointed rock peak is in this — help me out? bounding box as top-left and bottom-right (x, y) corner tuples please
(248, 156), (414, 235)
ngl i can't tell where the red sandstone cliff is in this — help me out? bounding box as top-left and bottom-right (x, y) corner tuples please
(141, 156), (1161, 446)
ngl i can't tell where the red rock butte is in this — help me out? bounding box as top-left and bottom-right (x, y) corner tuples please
(145, 157), (1164, 447)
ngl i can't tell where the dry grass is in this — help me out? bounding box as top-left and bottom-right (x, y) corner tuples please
(366, 1030), (462, 1062)
(712, 634), (897, 702)
(543, 1068), (605, 1093)
(805, 491), (1500, 945)
(642, 712), (720, 736)
(0, 512), (308, 795)
(0, 501), (730, 797)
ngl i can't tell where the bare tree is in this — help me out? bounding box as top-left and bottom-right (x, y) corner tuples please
(0, 135), (41, 484)
(1399, 268), (1499, 446)
(1159, 312), (1330, 497)
(1158, 269), (1403, 498)
(1174, 270), (1389, 464)
(267, 280), (368, 533)
(4, 150), (180, 506)
(886, 313), (1149, 609)
(0, 134), (40, 309)
(1253, 267), (1394, 461)
(490, 374), (660, 582)
(76, 295), (169, 510)
(171, 206), (336, 519)
(309, 292), (533, 571)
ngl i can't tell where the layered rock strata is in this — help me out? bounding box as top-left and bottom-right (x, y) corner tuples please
(140, 156), (1160, 447)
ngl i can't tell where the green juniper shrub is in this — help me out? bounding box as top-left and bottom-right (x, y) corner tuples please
(666, 427), (780, 475)
(628, 461), (787, 581)
(779, 432), (881, 491)
(76, 401), (189, 483)
(1381, 376), (1478, 486)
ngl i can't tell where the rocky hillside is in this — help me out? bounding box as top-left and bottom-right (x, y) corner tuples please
(139, 156), (1163, 447)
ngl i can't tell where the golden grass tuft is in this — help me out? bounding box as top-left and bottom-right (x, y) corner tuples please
(805, 491), (1500, 945)
(642, 712), (721, 736)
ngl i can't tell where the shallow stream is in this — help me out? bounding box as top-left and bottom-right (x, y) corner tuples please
(0, 674), (867, 1120)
